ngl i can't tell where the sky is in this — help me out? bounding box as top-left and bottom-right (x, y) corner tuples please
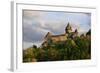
(22, 10), (91, 49)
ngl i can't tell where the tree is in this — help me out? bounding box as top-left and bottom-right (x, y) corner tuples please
(23, 29), (91, 62)
(33, 45), (37, 48)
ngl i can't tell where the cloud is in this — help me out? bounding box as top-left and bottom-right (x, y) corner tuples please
(22, 10), (91, 49)
(23, 23), (50, 43)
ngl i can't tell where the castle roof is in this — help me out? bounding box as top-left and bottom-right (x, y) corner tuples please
(44, 32), (52, 39)
(51, 34), (67, 37)
(44, 32), (67, 38)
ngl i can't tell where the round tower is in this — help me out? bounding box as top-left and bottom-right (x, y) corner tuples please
(74, 29), (78, 35)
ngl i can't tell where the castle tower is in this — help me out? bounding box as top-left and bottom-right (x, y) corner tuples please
(72, 29), (78, 38)
(65, 22), (72, 33)
(74, 29), (78, 35)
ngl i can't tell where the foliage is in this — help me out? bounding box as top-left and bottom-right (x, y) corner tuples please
(23, 32), (91, 62)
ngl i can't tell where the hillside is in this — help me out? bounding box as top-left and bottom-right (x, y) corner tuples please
(23, 29), (91, 62)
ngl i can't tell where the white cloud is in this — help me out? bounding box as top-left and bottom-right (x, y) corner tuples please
(23, 10), (91, 49)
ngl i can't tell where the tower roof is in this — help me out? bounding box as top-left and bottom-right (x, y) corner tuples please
(75, 29), (78, 33)
(65, 22), (72, 33)
(66, 22), (72, 30)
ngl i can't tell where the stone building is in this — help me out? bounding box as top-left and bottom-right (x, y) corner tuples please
(41, 22), (78, 47)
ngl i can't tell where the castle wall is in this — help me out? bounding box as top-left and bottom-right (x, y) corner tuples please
(51, 35), (67, 43)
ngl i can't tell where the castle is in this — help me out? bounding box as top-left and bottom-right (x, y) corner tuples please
(41, 23), (78, 47)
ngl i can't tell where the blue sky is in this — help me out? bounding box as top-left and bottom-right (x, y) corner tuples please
(23, 10), (91, 49)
